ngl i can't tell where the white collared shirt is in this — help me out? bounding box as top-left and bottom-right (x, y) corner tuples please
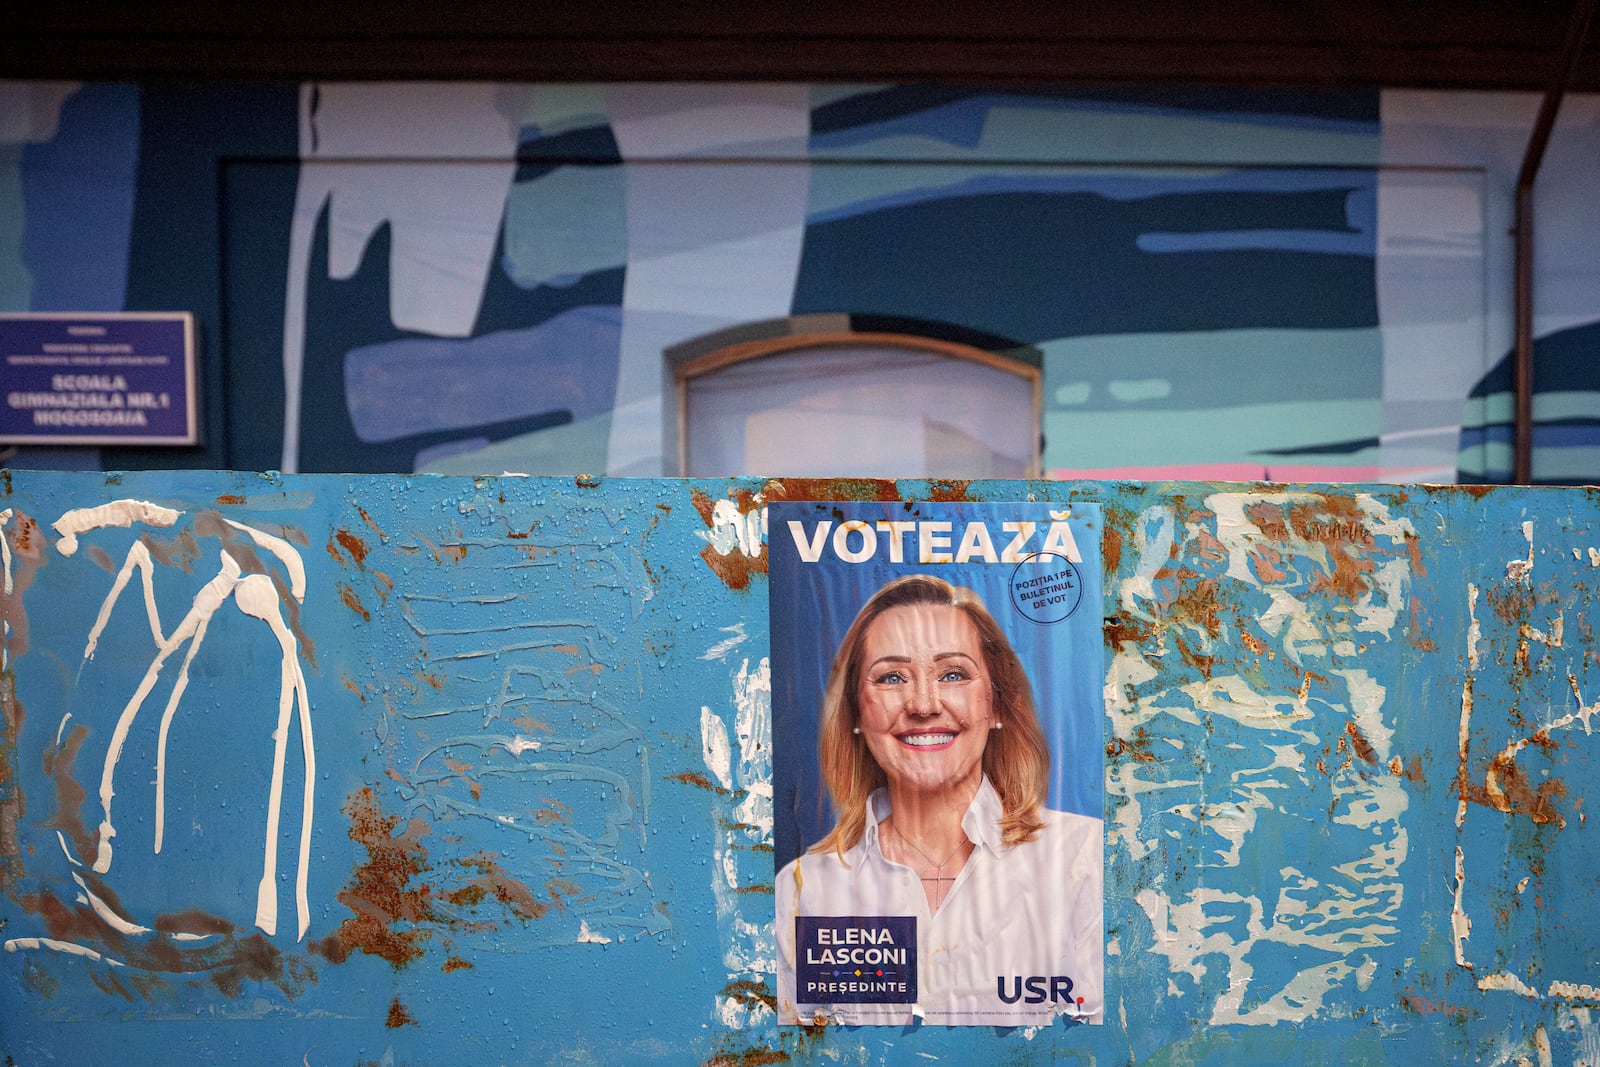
(776, 777), (1103, 1026)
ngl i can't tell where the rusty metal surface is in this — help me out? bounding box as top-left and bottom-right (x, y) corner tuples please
(0, 470), (1596, 1064)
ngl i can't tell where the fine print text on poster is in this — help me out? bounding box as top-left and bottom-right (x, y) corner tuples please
(771, 501), (1105, 1027)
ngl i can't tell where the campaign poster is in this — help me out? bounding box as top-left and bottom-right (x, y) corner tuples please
(770, 500), (1105, 1027)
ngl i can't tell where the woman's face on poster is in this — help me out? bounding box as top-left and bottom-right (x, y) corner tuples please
(855, 603), (995, 800)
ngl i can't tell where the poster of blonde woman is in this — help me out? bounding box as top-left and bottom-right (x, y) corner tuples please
(770, 500), (1105, 1027)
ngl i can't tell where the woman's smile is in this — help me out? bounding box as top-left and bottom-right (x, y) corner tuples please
(896, 730), (957, 749)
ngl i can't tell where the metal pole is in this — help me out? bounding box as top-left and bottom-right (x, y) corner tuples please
(1513, 0), (1596, 484)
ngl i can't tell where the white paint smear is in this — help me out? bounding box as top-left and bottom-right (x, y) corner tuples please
(83, 540), (161, 661)
(1566, 1006), (1600, 1066)
(697, 500), (766, 559)
(1521, 615), (1564, 649)
(4, 937), (125, 966)
(225, 518), (308, 601)
(500, 736), (542, 756)
(236, 572), (316, 941)
(71, 507), (316, 942)
(0, 508), (12, 593)
(0, 509), (10, 671)
(1452, 845), (1472, 967)
(1552, 982), (1600, 1001)
(1110, 494), (1414, 1025)
(701, 657), (775, 1027)
(1483, 681), (1597, 827)
(54, 499), (182, 557)
(1457, 583), (1480, 828)
(93, 552), (243, 874)
(1334, 667), (1394, 761)
(72, 872), (151, 936)
(56, 831), (83, 867)
(700, 621), (749, 662)
(733, 658), (772, 818)
(1506, 519), (1534, 582)
(1534, 1023), (1553, 1067)
(1478, 971), (1539, 996)
(700, 706), (733, 792)
(1355, 955), (1378, 991)
(1567, 675), (1600, 735)
(152, 602), (215, 852)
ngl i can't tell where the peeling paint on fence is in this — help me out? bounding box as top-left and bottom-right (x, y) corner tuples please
(1, 470), (1598, 1064)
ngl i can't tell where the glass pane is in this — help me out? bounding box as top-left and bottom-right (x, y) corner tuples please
(684, 344), (1034, 477)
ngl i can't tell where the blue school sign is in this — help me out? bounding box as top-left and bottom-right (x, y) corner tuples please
(0, 313), (198, 445)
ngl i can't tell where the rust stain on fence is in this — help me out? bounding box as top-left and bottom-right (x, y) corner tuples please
(313, 787), (437, 969)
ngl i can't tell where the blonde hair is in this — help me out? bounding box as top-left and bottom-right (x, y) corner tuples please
(812, 575), (1050, 857)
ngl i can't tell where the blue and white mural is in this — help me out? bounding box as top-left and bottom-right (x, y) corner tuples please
(1, 82), (1597, 482)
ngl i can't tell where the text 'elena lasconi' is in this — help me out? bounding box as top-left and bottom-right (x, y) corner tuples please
(786, 519), (1082, 565)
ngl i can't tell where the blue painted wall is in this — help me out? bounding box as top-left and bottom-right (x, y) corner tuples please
(2, 469), (1598, 1063)
(3, 82), (1597, 484)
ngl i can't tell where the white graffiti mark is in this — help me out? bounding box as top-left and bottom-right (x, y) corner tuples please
(1108, 493), (1413, 1026)
(95, 551), (242, 872)
(1563, 1008), (1600, 1067)
(699, 653), (774, 1028)
(83, 541), (160, 661)
(1479, 971), (1539, 997)
(3, 937), (126, 966)
(225, 518), (309, 601)
(1568, 675), (1600, 735)
(71, 872), (150, 936)
(1454, 526), (1600, 1012)
(0, 508), (11, 671)
(1457, 582), (1481, 829)
(1506, 519), (1535, 583)
(700, 621), (749, 662)
(236, 573), (316, 940)
(701, 706), (733, 792)
(61, 509), (316, 941)
(697, 498), (766, 559)
(1481, 667), (1593, 831)
(56, 831), (83, 868)
(0, 509), (11, 594)
(1452, 845), (1472, 968)
(53, 499), (182, 557)
(1484, 1023), (1548, 1067)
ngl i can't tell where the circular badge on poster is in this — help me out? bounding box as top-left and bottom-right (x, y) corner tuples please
(1009, 551), (1083, 624)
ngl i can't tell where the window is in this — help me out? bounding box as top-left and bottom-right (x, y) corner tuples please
(670, 316), (1041, 478)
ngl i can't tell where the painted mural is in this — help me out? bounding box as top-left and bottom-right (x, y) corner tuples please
(1, 470), (1600, 1065)
(2, 83), (1597, 484)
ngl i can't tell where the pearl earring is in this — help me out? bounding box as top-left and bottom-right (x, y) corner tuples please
(992, 721), (1003, 730)
(852, 727), (861, 735)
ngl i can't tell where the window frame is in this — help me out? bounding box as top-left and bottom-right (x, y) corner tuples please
(667, 316), (1043, 478)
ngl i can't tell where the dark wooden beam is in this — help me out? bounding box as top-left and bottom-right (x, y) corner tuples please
(3, 1), (1595, 90)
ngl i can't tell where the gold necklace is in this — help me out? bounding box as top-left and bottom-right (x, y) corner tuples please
(892, 825), (967, 912)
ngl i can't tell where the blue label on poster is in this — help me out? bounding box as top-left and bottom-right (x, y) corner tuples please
(1, 314), (198, 445)
(1010, 551), (1083, 623)
(796, 916), (918, 1003)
